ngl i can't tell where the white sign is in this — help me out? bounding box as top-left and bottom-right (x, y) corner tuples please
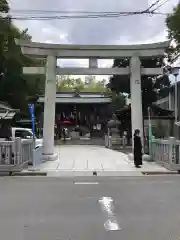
(135, 80), (140, 84)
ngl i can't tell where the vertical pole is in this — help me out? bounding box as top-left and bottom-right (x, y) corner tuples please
(43, 55), (57, 161)
(130, 55), (144, 149)
(168, 91), (172, 110)
(148, 107), (152, 155)
(168, 137), (176, 166)
(175, 75), (178, 123)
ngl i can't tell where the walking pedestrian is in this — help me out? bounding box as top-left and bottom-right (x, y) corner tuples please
(133, 129), (143, 168)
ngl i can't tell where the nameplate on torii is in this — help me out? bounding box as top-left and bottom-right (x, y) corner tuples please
(135, 80), (140, 84)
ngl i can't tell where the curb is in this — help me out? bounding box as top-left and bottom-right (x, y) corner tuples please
(141, 171), (179, 175)
(10, 170), (179, 177)
(12, 171), (47, 176)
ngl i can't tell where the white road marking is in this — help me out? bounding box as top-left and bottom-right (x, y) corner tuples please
(99, 197), (115, 215)
(98, 196), (121, 231)
(74, 182), (99, 185)
(104, 219), (121, 231)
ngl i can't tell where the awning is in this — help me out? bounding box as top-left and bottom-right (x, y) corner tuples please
(0, 111), (16, 120)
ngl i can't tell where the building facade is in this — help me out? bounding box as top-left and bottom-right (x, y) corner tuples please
(38, 92), (112, 138)
(155, 83), (179, 118)
(155, 82), (180, 138)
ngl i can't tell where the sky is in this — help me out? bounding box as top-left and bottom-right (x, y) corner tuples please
(8, 0), (180, 81)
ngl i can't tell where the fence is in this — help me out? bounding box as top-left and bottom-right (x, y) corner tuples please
(105, 134), (129, 149)
(151, 137), (180, 171)
(0, 138), (33, 173)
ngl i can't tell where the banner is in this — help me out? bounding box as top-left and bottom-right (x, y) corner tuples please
(28, 104), (35, 137)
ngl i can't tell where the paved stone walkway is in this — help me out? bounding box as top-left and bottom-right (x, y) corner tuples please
(29, 145), (170, 176)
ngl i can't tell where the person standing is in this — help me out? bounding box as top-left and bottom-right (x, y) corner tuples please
(62, 127), (66, 141)
(133, 129), (143, 168)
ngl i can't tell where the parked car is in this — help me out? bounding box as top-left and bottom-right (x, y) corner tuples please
(11, 127), (43, 149)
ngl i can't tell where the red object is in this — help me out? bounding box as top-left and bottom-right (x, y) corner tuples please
(59, 120), (73, 124)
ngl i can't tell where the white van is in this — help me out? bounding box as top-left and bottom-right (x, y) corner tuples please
(11, 127), (43, 149)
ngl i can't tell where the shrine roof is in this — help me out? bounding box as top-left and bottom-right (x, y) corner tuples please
(38, 92), (112, 103)
(56, 92), (111, 98)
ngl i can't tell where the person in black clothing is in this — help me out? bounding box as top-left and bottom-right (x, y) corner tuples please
(133, 129), (143, 168)
(62, 127), (66, 141)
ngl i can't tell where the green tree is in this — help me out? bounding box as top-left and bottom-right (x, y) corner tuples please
(111, 92), (126, 111)
(56, 75), (78, 91)
(108, 58), (170, 113)
(166, 2), (180, 60)
(83, 76), (110, 93)
(0, 0), (45, 113)
(0, 3), (26, 109)
(0, 0), (9, 12)
(56, 75), (110, 93)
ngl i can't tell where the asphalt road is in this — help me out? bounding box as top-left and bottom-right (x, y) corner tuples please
(1, 176), (180, 239)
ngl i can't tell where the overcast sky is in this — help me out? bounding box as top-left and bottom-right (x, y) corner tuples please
(8, 0), (179, 80)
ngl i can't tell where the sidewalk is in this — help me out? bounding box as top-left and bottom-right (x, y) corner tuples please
(26, 145), (171, 176)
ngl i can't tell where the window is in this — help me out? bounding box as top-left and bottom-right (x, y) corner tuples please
(15, 130), (33, 139)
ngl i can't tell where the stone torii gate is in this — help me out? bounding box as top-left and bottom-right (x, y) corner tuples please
(16, 40), (169, 161)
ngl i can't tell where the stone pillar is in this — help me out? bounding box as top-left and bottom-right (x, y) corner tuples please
(168, 91), (172, 110)
(89, 58), (98, 68)
(130, 56), (144, 147)
(42, 55), (57, 161)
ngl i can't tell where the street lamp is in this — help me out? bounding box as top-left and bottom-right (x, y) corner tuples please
(171, 67), (179, 123)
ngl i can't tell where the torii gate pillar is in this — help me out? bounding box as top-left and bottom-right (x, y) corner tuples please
(130, 56), (144, 148)
(42, 55), (57, 161)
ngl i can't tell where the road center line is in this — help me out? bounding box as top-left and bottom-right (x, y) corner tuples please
(74, 182), (99, 185)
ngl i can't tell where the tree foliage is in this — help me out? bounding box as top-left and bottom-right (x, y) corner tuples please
(0, 0), (45, 114)
(111, 92), (126, 111)
(108, 58), (170, 112)
(166, 2), (180, 59)
(56, 75), (110, 93)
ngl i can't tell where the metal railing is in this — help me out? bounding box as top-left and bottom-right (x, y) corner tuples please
(0, 138), (34, 172)
(151, 137), (180, 171)
(21, 139), (33, 164)
(0, 140), (15, 165)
